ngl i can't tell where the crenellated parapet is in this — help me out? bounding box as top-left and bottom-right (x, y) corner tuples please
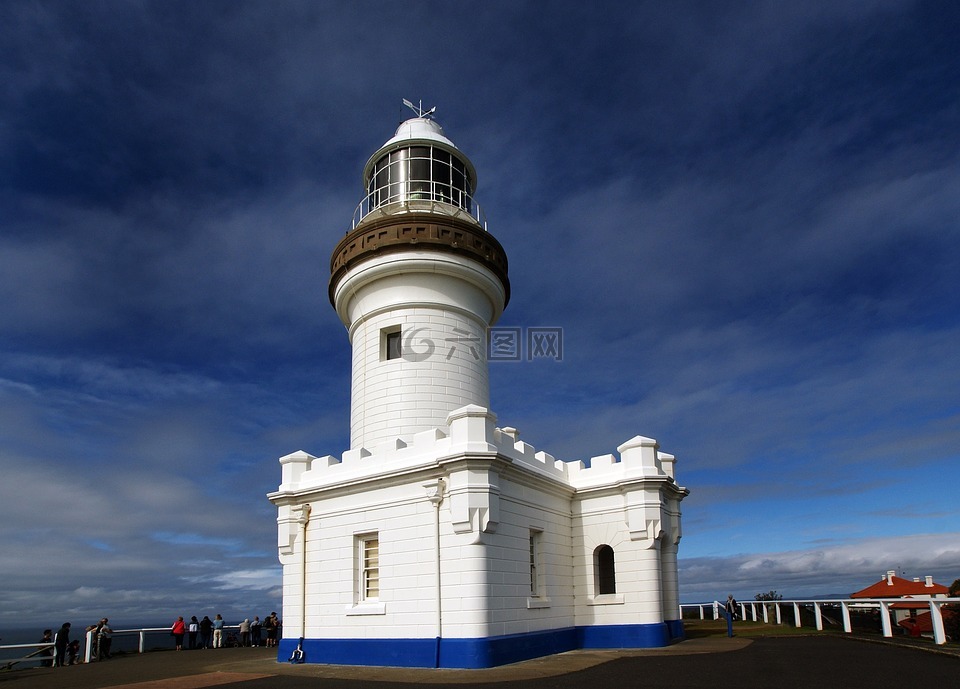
(273, 405), (687, 515)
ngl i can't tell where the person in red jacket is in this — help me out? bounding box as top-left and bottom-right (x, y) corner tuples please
(171, 616), (186, 650)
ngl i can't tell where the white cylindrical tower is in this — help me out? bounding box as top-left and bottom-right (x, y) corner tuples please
(330, 112), (509, 449)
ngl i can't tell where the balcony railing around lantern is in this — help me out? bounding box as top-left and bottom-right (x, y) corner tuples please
(352, 184), (488, 231)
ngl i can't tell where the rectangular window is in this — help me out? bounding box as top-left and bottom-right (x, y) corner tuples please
(529, 530), (541, 597)
(383, 328), (402, 361)
(359, 535), (379, 601)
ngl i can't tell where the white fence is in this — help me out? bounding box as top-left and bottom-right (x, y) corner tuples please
(680, 597), (960, 645)
(0, 624), (245, 669)
(0, 642), (54, 669)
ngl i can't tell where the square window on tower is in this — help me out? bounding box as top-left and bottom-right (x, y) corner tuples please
(383, 328), (402, 361)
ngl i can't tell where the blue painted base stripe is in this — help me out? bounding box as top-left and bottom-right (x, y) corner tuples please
(277, 622), (673, 669)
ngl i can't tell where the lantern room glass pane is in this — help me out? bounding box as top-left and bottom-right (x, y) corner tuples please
(366, 146), (473, 213)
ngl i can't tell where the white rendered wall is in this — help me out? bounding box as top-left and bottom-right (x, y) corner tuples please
(272, 406), (687, 653)
(277, 475), (578, 643)
(350, 306), (489, 449)
(571, 493), (664, 628)
(482, 476), (576, 637)
(332, 251), (506, 449)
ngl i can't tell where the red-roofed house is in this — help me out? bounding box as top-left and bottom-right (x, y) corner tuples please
(851, 571), (949, 599)
(852, 570), (950, 626)
(897, 608), (956, 638)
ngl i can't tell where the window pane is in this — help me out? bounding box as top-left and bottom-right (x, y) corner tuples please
(362, 537), (380, 600)
(432, 159), (450, 185)
(386, 331), (401, 360)
(596, 545), (616, 595)
(410, 158), (430, 182)
(452, 167), (465, 192)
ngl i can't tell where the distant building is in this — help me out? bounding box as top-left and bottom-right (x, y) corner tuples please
(851, 570), (949, 627)
(267, 107), (690, 668)
(851, 570), (949, 599)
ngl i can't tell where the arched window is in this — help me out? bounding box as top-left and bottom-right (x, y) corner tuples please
(594, 544), (616, 595)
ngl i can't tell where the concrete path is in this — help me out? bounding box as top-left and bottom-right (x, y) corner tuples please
(1, 636), (957, 689)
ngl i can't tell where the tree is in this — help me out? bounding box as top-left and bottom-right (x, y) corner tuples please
(755, 590), (783, 601)
(945, 579), (960, 643)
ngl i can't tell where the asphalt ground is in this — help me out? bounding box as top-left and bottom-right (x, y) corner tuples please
(2, 635), (958, 689)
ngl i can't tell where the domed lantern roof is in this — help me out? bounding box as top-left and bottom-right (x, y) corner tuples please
(362, 115), (477, 187)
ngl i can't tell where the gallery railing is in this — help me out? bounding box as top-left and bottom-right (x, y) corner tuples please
(352, 187), (488, 230)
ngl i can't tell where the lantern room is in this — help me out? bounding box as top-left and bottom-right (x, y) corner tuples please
(355, 116), (479, 227)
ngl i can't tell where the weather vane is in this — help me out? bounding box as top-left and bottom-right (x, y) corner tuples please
(403, 98), (436, 119)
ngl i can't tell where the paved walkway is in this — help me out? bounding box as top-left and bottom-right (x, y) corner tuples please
(2, 636), (957, 689)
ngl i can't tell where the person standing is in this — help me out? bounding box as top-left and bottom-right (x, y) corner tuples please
(98, 618), (113, 659)
(187, 616), (199, 650)
(53, 623), (70, 667)
(239, 618), (251, 647)
(263, 613), (276, 648)
(724, 594), (738, 637)
(171, 616), (186, 650)
(212, 614), (224, 648)
(199, 615), (213, 649)
(250, 616), (262, 647)
(38, 629), (54, 667)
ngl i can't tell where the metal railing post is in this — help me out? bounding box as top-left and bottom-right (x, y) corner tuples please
(841, 601), (852, 633)
(793, 602), (802, 627)
(814, 602), (823, 631)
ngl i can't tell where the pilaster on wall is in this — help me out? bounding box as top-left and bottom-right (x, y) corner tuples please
(443, 405), (501, 542)
(447, 461), (501, 540)
(276, 503), (310, 562)
(624, 489), (665, 545)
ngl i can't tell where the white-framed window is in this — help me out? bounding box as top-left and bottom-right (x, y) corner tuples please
(529, 530), (542, 597)
(358, 534), (380, 601)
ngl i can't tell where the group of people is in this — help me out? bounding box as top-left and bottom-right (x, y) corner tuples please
(39, 611), (281, 667)
(170, 612), (280, 650)
(44, 617), (113, 667)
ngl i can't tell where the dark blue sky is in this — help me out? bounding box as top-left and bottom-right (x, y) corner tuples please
(2, 0), (959, 625)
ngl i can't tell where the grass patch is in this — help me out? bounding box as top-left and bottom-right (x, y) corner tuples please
(682, 619), (844, 639)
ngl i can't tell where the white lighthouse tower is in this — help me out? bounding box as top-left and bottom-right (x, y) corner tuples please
(329, 107), (509, 449)
(269, 104), (689, 669)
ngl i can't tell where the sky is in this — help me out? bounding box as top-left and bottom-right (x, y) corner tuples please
(2, 0), (959, 630)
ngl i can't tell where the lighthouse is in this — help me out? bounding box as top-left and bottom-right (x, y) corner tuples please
(269, 104), (689, 669)
(329, 107), (509, 449)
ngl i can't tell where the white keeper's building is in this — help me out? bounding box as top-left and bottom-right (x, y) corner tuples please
(267, 107), (689, 668)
